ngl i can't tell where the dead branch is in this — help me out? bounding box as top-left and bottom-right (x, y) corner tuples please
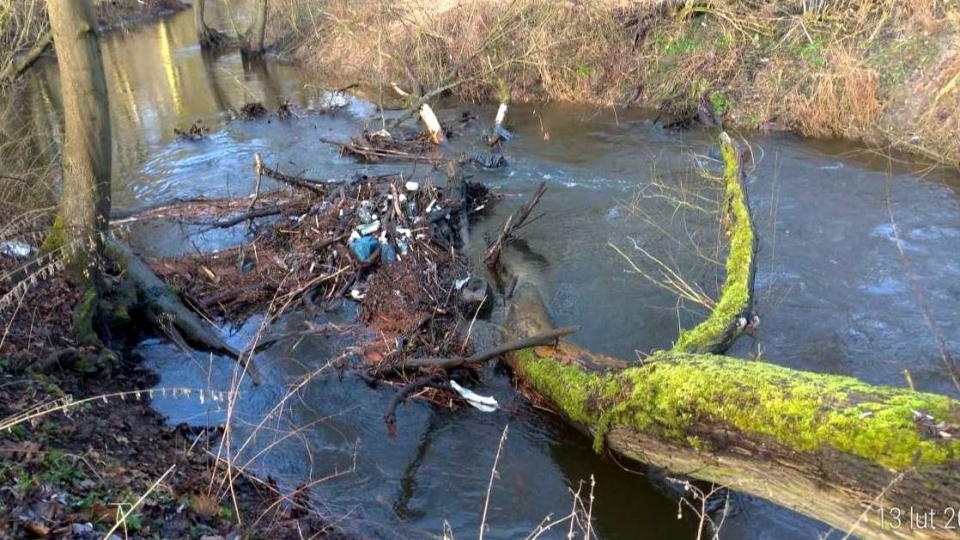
(254, 154), (342, 195)
(484, 182), (548, 269)
(381, 326), (578, 376)
(212, 205), (283, 228)
(383, 373), (447, 429)
(107, 239), (264, 385)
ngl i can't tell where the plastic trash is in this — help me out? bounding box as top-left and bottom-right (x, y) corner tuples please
(355, 221), (380, 236)
(471, 153), (507, 169)
(0, 241), (34, 259)
(494, 124), (516, 141)
(454, 276), (470, 290)
(349, 236), (380, 262)
(405, 181), (419, 192)
(396, 236), (410, 256)
(381, 241), (398, 263)
(358, 203), (374, 224)
(450, 380), (498, 412)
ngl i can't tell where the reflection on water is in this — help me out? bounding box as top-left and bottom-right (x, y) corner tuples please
(7, 4), (960, 540)
(11, 7), (310, 208)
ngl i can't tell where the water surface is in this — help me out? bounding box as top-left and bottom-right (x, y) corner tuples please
(7, 5), (960, 539)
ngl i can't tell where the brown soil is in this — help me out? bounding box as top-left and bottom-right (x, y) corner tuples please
(0, 270), (352, 540)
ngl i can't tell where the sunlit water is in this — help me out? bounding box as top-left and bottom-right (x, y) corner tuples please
(6, 4), (960, 539)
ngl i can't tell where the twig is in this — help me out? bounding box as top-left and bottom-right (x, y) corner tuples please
(479, 424), (509, 540)
(248, 153), (264, 212)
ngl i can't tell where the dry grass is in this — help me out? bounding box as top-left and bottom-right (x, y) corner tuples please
(0, 0), (49, 87)
(278, 0), (959, 163)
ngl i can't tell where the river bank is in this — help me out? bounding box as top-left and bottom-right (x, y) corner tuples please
(4, 2), (960, 538)
(276, 0), (960, 165)
(0, 3), (350, 538)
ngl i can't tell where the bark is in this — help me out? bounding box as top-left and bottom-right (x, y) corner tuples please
(673, 132), (758, 354)
(47, 0), (112, 345)
(497, 132), (960, 539)
(241, 0), (268, 60)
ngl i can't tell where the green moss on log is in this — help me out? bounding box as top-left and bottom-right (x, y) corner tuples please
(73, 288), (104, 347)
(517, 350), (959, 470)
(673, 133), (754, 352)
(41, 215), (68, 254)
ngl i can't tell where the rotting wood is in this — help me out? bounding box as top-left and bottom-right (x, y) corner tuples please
(503, 281), (960, 540)
(107, 238), (263, 385)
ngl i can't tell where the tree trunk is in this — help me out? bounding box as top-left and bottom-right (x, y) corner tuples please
(497, 132), (960, 539)
(106, 239), (264, 385)
(47, 0), (112, 346)
(241, 0), (268, 60)
(194, 0), (227, 50)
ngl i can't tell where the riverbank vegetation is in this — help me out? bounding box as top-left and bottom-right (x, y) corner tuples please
(274, 0), (960, 164)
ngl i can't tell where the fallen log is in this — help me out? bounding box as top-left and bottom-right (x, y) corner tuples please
(503, 282), (960, 540)
(495, 133), (960, 539)
(673, 132), (759, 354)
(107, 239), (263, 385)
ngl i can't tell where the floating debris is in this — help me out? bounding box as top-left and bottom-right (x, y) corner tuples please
(240, 101), (269, 119)
(450, 380), (498, 412)
(174, 120), (208, 141)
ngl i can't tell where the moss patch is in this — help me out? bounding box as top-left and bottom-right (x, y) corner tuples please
(674, 133), (754, 353)
(73, 287), (102, 347)
(41, 214), (68, 254)
(515, 349), (959, 470)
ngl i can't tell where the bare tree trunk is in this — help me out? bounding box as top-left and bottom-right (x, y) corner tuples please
(47, 0), (112, 345)
(194, 0), (227, 50)
(241, 0), (268, 60)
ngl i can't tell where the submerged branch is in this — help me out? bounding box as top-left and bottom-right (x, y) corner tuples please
(484, 182), (548, 270)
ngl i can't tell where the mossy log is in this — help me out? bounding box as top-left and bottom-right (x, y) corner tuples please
(498, 132), (960, 538)
(107, 239), (263, 385)
(504, 284), (960, 539)
(673, 132), (758, 354)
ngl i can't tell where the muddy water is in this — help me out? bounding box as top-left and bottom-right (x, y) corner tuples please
(7, 4), (960, 539)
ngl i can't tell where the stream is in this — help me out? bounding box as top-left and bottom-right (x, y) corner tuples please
(7, 5), (960, 539)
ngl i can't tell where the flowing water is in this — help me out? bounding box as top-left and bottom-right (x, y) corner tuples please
(7, 5), (960, 539)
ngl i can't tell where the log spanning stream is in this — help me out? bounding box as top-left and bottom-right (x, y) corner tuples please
(8, 6), (960, 539)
